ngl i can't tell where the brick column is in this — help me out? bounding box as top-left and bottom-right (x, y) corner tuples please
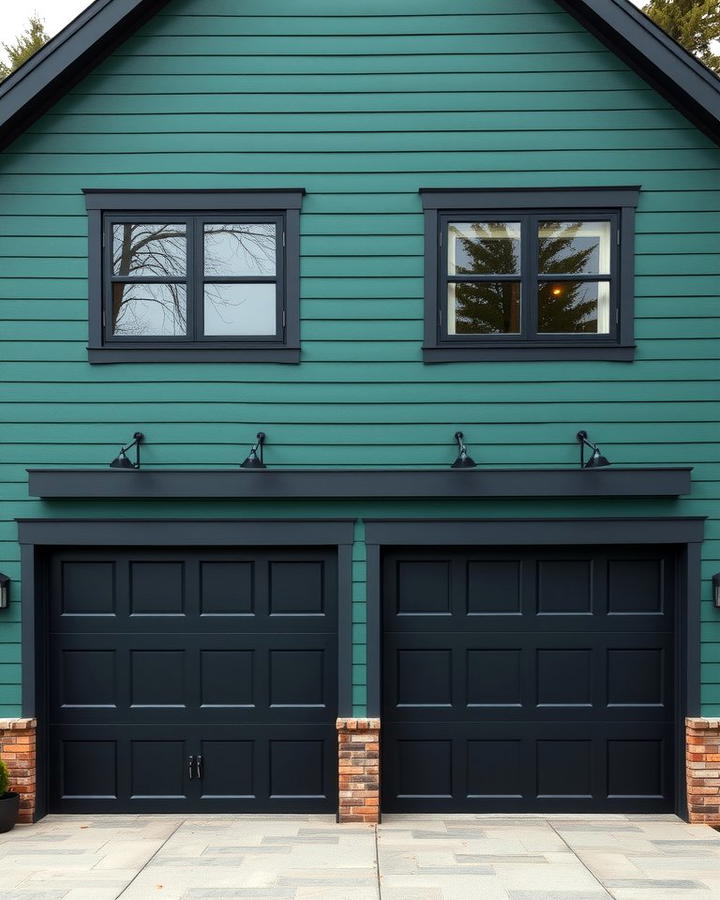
(336, 717), (380, 823)
(0, 718), (37, 824)
(687, 717), (720, 824)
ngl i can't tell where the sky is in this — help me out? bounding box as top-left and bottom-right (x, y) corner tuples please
(0, 0), (652, 68)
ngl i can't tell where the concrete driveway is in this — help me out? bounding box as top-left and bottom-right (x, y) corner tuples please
(1, 814), (720, 900)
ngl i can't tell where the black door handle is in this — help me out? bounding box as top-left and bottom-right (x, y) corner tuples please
(195, 754), (203, 780)
(187, 755), (195, 781)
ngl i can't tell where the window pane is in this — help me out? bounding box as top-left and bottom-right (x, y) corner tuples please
(538, 281), (611, 334)
(204, 283), (277, 335)
(112, 223), (186, 278)
(450, 281), (521, 335)
(111, 283), (187, 336)
(448, 222), (521, 276)
(204, 223), (276, 276)
(539, 221), (611, 275)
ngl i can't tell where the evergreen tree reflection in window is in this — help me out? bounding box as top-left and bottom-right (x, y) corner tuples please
(538, 221), (611, 334)
(449, 222), (521, 335)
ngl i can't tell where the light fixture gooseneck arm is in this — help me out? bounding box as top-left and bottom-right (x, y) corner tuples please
(123, 432), (144, 468)
(254, 432), (266, 466)
(577, 430), (593, 468)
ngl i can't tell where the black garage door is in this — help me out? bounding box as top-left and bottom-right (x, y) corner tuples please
(382, 547), (676, 813)
(48, 548), (337, 813)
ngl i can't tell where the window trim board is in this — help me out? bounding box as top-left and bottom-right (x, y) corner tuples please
(421, 188), (640, 363)
(84, 189), (304, 363)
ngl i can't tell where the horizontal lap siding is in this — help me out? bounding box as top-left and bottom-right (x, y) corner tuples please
(1, 0), (719, 716)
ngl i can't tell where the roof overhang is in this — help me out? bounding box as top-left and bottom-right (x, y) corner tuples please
(0, 0), (169, 150)
(0, 0), (719, 150)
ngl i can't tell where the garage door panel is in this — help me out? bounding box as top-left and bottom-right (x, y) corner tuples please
(384, 634), (673, 724)
(51, 550), (336, 634)
(51, 632), (335, 725)
(51, 722), (336, 814)
(382, 722), (674, 814)
(383, 547), (676, 813)
(48, 548), (337, 814)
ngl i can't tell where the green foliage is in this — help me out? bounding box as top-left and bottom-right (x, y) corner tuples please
(0, 15), (49, 81)
(642, 0), (720, 73)
(0, 758), (9, 797)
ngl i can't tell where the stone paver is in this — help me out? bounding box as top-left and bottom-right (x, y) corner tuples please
(0, 813), (719, 898)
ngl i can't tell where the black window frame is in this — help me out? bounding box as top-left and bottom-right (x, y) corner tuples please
(421, 187), (640, 362)
(84, 189), (304, 363)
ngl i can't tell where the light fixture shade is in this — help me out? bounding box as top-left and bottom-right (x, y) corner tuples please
(109, 450), (135, 469)
(0, 573), (8, 609)
(452, 450), (477, 469)
(240, 449), (266, 470)
(585, 448), (611, 469)
(576, 430), (611, 469)
(713, 573), (720, 609)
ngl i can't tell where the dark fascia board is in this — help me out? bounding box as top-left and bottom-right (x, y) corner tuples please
(1, 0), (720, 150)
(363, 516), (706, 546)
(0, 0), (170, 152)
(556, 0), (720, 143)
(420, 187), (641, 210)
(17, 518), (355, 547)
(83, 189), (306, 211)
(26, 467), (692, 500)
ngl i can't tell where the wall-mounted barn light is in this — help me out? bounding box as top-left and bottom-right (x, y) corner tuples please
(576, 430), (611, 469)
(713, 573), (720, 609)
(241, 432), (267, 469)
(0, 573), (9, 609)
(451, 431), (477, 469)
(109, 432), (144, 469)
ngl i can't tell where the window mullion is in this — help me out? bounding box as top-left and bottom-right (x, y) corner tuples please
(523, 214), (537, 340)
(191, 216), (202, 341)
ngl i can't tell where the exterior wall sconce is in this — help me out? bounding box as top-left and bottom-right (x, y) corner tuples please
(109, 432), (144, 469)
(0, 573), (9, 609)
(451, 431), (477, 469)
(576, 430), (611, 469)
(241, 432), (267, 469)
(713, 573), (720, 609)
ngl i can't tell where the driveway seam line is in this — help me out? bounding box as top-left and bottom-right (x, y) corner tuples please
(546, 820), (616, 900)
(114, 818), (185, 900)
(374, 824), (382, 899)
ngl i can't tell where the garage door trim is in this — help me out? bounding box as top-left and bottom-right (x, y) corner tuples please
(365, 517), (704, 820)
(18, 518), (355, 820)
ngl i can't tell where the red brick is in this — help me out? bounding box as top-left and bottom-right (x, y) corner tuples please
(336, 718), (380, 824)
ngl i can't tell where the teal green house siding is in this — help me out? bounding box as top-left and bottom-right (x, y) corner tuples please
(0, 0), (719, 722)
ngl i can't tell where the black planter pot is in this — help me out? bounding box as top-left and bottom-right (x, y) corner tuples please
(0, 792), (19, 833)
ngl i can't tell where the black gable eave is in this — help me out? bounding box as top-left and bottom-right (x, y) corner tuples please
(0, 0), (169, 152)
(0, 0), (719, 150)
(556, 0), (720, 145)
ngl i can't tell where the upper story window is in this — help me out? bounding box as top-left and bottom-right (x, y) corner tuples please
(421, 187), (640, 362)
(84, 190), (304, 363)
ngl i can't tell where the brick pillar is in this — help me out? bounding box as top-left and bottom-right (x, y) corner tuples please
(687, 717), (720, 824)
(0, 718), (37, 824)
(337, 717), (380, 823)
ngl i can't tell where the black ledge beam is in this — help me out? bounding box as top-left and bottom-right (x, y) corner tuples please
(27, 468), (692, 500)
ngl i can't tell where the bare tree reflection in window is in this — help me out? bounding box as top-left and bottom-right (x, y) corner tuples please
(110, 222), (277, 337)
(204, 223), (276, 334)
(112, 223), (187, 336)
